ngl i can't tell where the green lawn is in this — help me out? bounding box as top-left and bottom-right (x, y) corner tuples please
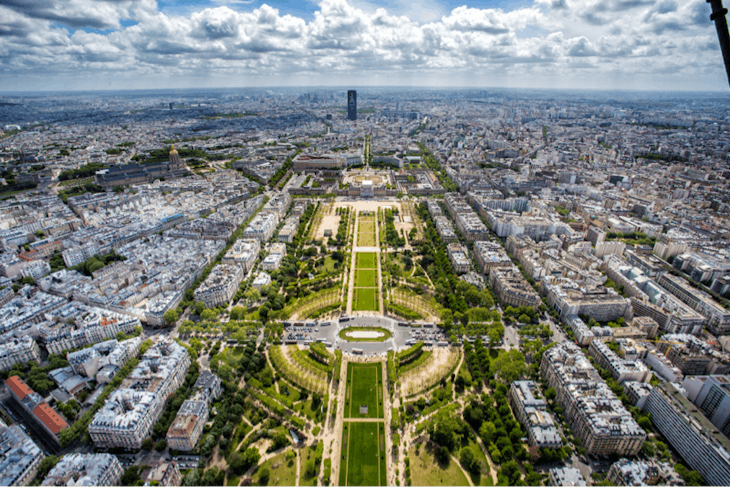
(462, 438), (493, 486)
(299, 445), (318, 486)
(410, 443), (470, 486)
(356, 252), (377, 269)
(355, 269), (377, 288)
(340, 421), (386, 486)
(345, 363), (384, 419)
(253, 448), (297, 486)
(339, 327), (392, 342)
(353, 288), (379, 311)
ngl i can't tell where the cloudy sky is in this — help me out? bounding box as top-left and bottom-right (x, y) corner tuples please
(0, 0), (726, 92)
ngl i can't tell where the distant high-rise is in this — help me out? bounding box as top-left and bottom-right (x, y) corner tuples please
(347, 90), (357, 121)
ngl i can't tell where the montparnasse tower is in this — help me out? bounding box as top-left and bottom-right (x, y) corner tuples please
(169, 145), (183, 170)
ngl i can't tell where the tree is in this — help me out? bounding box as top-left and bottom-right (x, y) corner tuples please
(230, 306), (246, 321)
(492, 350), (526, 384)
(245, 287), (261, 302)
(195, 301), (207, 315)
(155, 439), (167, 451)
(242, 447), (261, 470)
(259, 467), (271, 485)
(163, 309), (178, 325)
(141, 438), (153, 450)
(200, 309), (217, 321)
(479, 421), (496, 445)
(36, 456), (59, 480)
(460, 447), (480, 475)
(435, 445), (450, 465)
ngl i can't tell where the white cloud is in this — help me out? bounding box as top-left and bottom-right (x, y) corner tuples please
(0, 0), (725, 90)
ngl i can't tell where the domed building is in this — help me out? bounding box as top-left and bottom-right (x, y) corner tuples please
(94, 145), (191, 188)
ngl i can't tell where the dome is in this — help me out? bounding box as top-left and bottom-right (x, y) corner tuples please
(169, 144), (178, 155)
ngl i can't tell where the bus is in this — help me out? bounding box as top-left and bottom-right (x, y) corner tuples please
(352, 348), (363, 354)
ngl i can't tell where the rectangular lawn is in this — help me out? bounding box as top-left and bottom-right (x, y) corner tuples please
(353, 288), (378, 311)
(345, 363), (383, 418)
(340, 421), (386, 486)
(355, 252), (377, 269)
(355, 269), (377, 288)
(357, 232), (376, 246)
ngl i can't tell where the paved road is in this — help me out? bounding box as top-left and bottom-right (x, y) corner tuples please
(283, 316), (446, 356)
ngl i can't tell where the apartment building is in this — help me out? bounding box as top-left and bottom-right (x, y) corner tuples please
(262, 243), (287, 271)
(243, 213), (277, 242)
(642, 383), (730, 486)
(547, 467), (586, 486)
(509, 380), (562, 449)
(444, 193), (489, 242)
(657, 273), (730, 335)
(541, 343), (646, 456)
(606, 458), (684, 486)
(683, 375), (730, 439)
(42, 454), (123, 486)
(6, 376), (68, 439)
(261, 192), (291, 220)
(0, 423), (44, 486)
(222, 238), (260, 273)
(563, 315), (595, 346)
(433, 215), (457, 242)
(278, 215), (299, 243)
(41, 302), (141, 355)
(489, 266), (541, 309)
(588, 340), (652, 384)
(543, 279), (631, 322)
(0, 335), (40, 371)
(447, 242), (470, 274)
(194, 264), (244, 308)
(472, 240), (511, 274)
(146, 461), (182, 486)
(89, 339), (190, 449)
(166, 395), (208, 451)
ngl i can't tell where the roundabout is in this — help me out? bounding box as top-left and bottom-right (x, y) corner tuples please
(339, 326), (392, 342)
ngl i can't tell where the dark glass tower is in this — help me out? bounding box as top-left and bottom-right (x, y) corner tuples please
(347, 90), (357, 121)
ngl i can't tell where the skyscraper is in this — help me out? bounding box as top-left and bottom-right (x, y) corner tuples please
(347, 90), (357, 121)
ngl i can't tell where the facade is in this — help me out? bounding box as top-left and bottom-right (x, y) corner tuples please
(657, 273), (730, 335)
(588, 340), (652, 384)
(0, 336), (41, 371)
(166, 396), (208, 452)
(488, 266), (541, 309)
(0, 423), (44, 487)
(433, 215), (457, 242)
(642, 383), (730, 486)
(509, 380), (562, 449)
(447, 243), (470, 274)
(194, 264), (244, 309)
(89, 339), (190, 449)
(41, 453), (123, 486)
(222, 239), (260, 272)
(683, 375), (730, 438)
(292, 154), (345, 172)
(541, 343), (646, 456)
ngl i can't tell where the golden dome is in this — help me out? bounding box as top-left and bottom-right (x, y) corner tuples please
(169, 144), (178, 155)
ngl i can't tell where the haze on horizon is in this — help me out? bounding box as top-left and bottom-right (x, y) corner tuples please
(0, 0), (727, 93)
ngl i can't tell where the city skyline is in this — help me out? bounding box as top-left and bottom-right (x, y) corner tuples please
(1, 0), (728, 92)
